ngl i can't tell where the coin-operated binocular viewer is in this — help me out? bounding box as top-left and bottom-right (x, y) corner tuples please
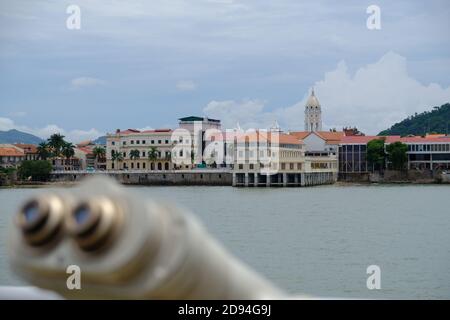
(8, 177), (284, 299)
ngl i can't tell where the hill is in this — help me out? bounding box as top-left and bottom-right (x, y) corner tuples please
(378, 103), (450, 136)
(93, 135), (106, 145)
(0, 129), (43, 144)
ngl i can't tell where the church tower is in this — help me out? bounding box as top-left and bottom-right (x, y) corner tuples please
(304, 88), (322, 132)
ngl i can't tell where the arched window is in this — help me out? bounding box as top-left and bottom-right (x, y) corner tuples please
(165, 162), (169, 170)
(158, 162), (162, 170)
(151, 162), (155, 170)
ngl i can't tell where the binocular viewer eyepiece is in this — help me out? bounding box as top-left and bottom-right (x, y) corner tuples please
(17, 194), (122, 252)
(9, 176), (283, 299)
(16, 195), (65, 247)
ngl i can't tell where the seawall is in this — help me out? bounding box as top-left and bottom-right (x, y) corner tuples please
(50, 170), (233, 186)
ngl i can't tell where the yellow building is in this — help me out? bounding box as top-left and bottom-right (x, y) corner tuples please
(106, 129), (174, 171)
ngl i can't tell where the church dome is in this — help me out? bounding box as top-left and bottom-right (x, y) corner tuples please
(305, 88), (320, 108)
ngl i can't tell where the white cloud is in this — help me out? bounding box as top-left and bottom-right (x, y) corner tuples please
(0, 117), (103, 143)
(203, 99), (273, 129)
(136, 126), (154, 131)
(204, 52), (450, 134)
(176, 80), (197, 91)
(301, 52), (450, 134)
(70, 77), (106, 89)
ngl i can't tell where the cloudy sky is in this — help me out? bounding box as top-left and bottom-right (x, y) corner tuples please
(0, 0), (449, 142)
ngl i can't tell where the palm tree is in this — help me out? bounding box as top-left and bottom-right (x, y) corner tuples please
(92, 146), (106, 169)
(61, 142), (75, 165)
(48, 133), (66, 157)
(148, 147), (158, 162)
(37, 142), (51, 160)
(111, 150), (123, 170)
(130, 149), (140, 160)
(92, 146), (106, 161)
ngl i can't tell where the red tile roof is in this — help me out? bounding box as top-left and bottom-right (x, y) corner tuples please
(141, 129), (172, 133)
(289, 131), (310, 140)
(0, 147), (25, 157)
(76, 146), (94, 155)
(315, 131), (345, 142)
(399, 136), (450, 143)
(340, 135), (450, 144)
(13, 144), (38, 154)
(117, 129), (141, 135)
(340, 136), (384, 144)
(289, 131), (344, 144)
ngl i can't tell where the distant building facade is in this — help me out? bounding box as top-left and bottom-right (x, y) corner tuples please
(0, 144), (25, 168)
(106, 129), (174, 171)
(339, 135), (450, 174)
(232, 131), (337, 187)
(13, 144), (40, 161)
(177, 116), (221, 166)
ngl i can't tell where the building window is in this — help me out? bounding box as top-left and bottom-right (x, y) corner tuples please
(123, 141), (126, 145)
(142, 151), (146, 157)
(131, 163), (134, 169)
(158, 140), (162, 144)
(143, 162), (146, 169)
(238, 164), (243, 170)
(137, 162), (140, 169)
(297, 163), (302, 170)
(165, 140), (169, 144)
(142, 140), (146, 144)
(112, 141), (115, 145)
(281, 163), (286, 170)
(111, 163), (114, 169)
(290, 163), (294, 170)
(131, 140), (134, 144)
(249, 164), (254, 170)
(151, 140), (155, 144)
(136, 140), (140, 144)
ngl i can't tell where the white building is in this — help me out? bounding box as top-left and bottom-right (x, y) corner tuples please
(177, 116), (221, 167)
(231, 131), (337, 187)
(304, 88), (322, 132)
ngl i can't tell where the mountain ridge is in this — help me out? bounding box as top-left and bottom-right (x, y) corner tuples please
(0, 129), (43, 144)
(378, 103), (450, 136)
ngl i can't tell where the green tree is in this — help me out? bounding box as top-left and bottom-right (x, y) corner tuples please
(111, 150), (123, 169)
(37, 142), (51, 160)
(18, 160), (53, 181)
(148, 147), (159, 162)
(92, 146), (106, 161)
(130, 149), (140, 160)
(379, 103), (450, 136)
(367, 139), (386, 172)
(48, 133), (66, 157)
(62, 142), (75, 160)
(386, 142), (408, 170)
